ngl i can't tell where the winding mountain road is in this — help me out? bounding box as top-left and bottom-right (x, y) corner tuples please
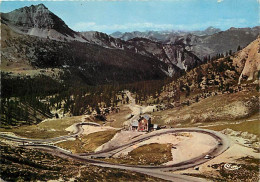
(0, 122), (99, 144)
(0, 92), (230, 181)
(1, 122), (230, 182)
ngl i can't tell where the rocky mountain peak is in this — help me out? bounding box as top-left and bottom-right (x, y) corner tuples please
(2, 3), (54, 28)
(25, 3), (48, 11)
(110, 31), (123, 38)
(35, 3), (47, 9)
(204, 26), (221, 35)
(12, 4), (48, 14)
(1, 3), (84, 41)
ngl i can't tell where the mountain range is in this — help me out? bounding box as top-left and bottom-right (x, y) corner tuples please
(110, 26), (222, 41)
(111, 27), (260, 59)
(1, 4), (259, 84)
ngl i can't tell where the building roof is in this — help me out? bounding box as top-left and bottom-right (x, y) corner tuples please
(131, 120), (138, 127)
(143, 115), (151, 121)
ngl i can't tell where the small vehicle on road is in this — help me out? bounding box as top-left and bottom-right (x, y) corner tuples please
(204, 155), (212, 159)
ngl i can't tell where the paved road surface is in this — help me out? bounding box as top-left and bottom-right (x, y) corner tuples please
(23, 144), (207, 182)
(1, 122), (230, 181)
(0, 91), (230, 181)
(0, 122), (99, 144)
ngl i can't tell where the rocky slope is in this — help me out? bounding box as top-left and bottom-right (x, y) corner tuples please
(170, 37), (260, 93)
(0, 143), (163, 182)
(1, 23), (168, 85)
(112, 27), (260, 60)
(80, 31), (201, 76)
(180, 27), (260, 59)
(1, 4), (86, 42)
(2, 3), (258, 81)
(154, 37), (259, 124)
(233, 37), (260, 84)
(127, 38), (201, 72)
(80, 31), (126, 49)
(1, 4), (201, 77)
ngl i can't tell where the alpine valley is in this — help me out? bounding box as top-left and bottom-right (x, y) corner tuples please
(0, 3), (259, 182)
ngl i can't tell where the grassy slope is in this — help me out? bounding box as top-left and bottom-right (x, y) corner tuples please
(106, 105), (132, 128)
(152, 90), (259, 125)
(0, 116), (84, 139)
(0, 142), (165, 182)
(56, 130), (118, 153)
(103, 143), (173, 166)
(201, 119), (260, 136)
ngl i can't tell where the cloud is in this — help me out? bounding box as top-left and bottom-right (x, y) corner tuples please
(73, 22), (175, 32)
(186, 18), (246, 30)
(72, 18), (247, 33)
(217, 0), (224, 3)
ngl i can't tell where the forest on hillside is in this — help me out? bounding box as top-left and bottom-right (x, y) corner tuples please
(0, 71), (172, 128)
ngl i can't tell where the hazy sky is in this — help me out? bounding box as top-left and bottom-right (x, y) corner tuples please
(1, 0), (259, 34)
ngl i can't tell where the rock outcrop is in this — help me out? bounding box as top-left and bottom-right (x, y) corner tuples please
(1, 4), (86, 42)
(233, 37), (260, 84)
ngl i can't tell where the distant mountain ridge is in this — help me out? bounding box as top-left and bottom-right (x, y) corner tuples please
(1, 4), (203, 76)
(1, 23), (169, 85)
(1, 4), (259, 82)
(111, 26), (260, 60)
(110, 27), (222, 41)
(80, 31), (201, 75)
